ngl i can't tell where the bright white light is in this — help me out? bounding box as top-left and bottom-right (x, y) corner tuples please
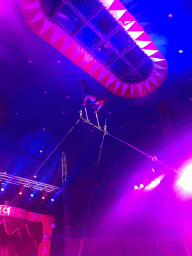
(174, 160), (192, 199)
(177, 164), (192, 193)
(178, 50), (183, 53)
(19, 191), (22, 195)
(51, 198), (54, 202)
(42, 196), (45, 200)
(30, 194), (34, 197)
(152, 168), (155, 172)
(134, 185), (138, 190)
(1, 188), (4, 191)
(145, 175), (165, 191)
(140, 184), (144, 189)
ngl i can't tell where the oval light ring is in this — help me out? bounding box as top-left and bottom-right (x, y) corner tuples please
(20, 0), (168, 98)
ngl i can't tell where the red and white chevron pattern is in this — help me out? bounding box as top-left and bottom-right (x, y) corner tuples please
(20, 0), (168, 98)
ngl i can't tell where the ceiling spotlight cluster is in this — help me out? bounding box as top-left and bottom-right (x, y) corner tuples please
(0, 186), (55, 202)
(134, 173), (165, 191)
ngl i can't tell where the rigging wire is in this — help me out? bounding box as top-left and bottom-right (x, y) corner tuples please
(9, 119), (80, 205)
(78, 120), (107, 256)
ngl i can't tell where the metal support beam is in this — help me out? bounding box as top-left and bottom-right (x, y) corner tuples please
(0, 172), (59, 193)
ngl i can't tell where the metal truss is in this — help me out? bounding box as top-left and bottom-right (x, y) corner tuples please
(0, 172), (60, 193)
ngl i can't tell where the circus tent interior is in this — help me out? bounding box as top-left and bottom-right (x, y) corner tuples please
(0, 0), (192, 255)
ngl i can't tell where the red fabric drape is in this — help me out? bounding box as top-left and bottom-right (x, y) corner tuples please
(0, 216), (43, 256)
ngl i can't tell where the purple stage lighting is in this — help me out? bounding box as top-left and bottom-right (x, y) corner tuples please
(140, 184), (144, 189)
(134, 185), (138, 190)
(30, 194), (34, 197)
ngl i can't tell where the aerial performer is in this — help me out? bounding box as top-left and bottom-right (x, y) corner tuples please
(80, 80), (107, 113)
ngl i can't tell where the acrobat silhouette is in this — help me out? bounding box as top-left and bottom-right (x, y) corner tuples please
(80, 80), (107, 113)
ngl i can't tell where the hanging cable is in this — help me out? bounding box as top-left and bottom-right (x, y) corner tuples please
(28, 119), (80, 180)
(108, 133), (152, 159)
(78, 120), (107, 256)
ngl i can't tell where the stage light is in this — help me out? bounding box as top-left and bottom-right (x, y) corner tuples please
(40, 150), (43, 153)
(168, 13), (173, 18)
(51, 198), (54, 202)
(134, 185), (138, 190)
(19, 191), (22, 195)
(178, 50), (183, 53)
(42, 196), (45, 200)
(34, 175), (37, 178)
(140, 184), (144, 189)
(30, 194), (34, 197)
(174, 161), (192, 199)
(177, 163), (192, 194)
(1, 188), (4, 191)
(152, 168), (155, 172)
(145, 175), (165, 191)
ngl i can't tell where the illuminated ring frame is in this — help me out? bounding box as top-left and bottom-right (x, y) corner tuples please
(20, 0), (168, 98)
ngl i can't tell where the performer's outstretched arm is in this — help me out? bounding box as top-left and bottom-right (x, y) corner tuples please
(83, 95), (96, 105)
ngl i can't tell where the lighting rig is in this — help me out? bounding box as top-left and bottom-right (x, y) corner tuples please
(0, 172), (59, 193)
